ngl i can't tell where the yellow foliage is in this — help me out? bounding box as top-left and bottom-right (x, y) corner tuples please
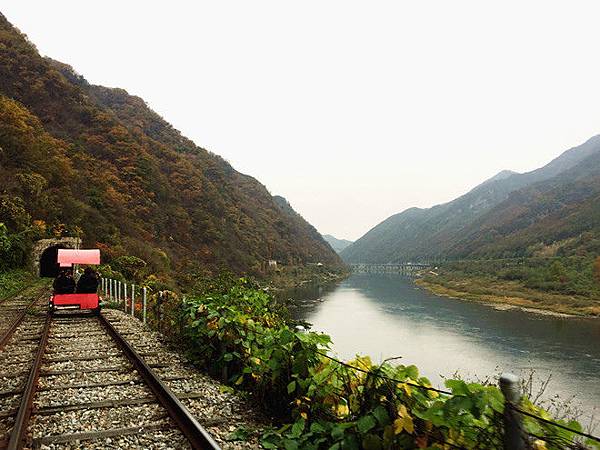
(393, 405), (414, 434)
(335, 403), (349, 418)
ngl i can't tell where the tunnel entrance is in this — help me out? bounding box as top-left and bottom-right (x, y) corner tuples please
(39, 245), (66, 278)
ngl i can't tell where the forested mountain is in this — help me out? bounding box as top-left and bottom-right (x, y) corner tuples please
(0, 13), (342, 276)
(322, 234), (353, 253)
(342, 135), (600, 263)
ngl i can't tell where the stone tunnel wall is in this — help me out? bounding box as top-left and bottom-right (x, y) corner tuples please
(30, 237), (81, 276)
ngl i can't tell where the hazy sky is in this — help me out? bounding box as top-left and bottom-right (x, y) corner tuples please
(3, 2), (600, 240)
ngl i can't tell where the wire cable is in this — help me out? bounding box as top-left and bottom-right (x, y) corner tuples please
(510, 404), (600, 443)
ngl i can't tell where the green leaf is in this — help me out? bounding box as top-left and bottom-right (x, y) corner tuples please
(361, 434), (382, 450)
(357, 415), (377, 433)
(291, 418), (305, 438)
(287, 381), (296, 394)
(310, 422), (327, 434)
(372, 405), (390, 426)
(445, 379), (470, 396)
(342, 434), (360, 450)
(283, 439), (299, 450)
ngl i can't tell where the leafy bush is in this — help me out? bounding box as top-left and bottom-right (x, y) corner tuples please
(0, 222), (28, 271)
(180, 278), (595, 449)
(0, 269), (32, 300)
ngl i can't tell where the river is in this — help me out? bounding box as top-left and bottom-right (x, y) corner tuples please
(290, 273), (600, 420)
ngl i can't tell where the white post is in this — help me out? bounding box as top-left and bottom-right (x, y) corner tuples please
(125, 283), (128, 313)
(143, 287), (147, 324)
(131, 284), (135, 317)
(118, 281), (122, 306)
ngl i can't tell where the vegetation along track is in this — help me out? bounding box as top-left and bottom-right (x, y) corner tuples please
(1, 311), (220, 449)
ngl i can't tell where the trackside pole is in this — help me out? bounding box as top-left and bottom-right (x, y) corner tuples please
(499, 373), (525, 450)
(143, 287), (147, 324)
(124, 283), (128, 313)
(131, 284), (136, 317)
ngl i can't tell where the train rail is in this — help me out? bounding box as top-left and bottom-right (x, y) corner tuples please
(0, 288), (48, 350)
(2, 311), (221, 450)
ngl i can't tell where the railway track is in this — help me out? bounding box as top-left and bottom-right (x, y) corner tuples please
(0, 291), (48, 448)
(0, 288), (48, 349)
(1, 311), (221, 450)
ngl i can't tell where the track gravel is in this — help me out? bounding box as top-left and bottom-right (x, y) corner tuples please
(103, 309), (269, 449)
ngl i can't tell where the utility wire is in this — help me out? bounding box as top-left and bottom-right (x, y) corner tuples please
(511, 405), (600, 443)
(315, 350), (454, 396)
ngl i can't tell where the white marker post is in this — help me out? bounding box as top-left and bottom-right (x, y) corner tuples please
(124, 283), (128, 313)
(131, 284), (136, 317)
(142, 287), (147, 324)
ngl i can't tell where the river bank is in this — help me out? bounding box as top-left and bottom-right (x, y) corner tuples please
(298, 273), (600, 421)
(416, 274), (600, 318)
(264, 263), (349, 293)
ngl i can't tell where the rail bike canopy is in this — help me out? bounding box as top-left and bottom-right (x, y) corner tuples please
(57, 249), (100, 266)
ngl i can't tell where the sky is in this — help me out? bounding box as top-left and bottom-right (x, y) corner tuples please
(3, 1), (600, 241)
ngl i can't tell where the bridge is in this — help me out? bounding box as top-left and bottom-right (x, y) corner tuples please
(349, 262), (431, 274)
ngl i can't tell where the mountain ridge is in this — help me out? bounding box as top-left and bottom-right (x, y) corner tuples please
(322, 234), (353, 253)
(0, 13), (343, 277)
(341, 135), (600, 263)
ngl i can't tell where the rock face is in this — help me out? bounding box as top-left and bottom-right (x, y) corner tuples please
(342, 135), (600, 263)
(0, 13), (343, 276)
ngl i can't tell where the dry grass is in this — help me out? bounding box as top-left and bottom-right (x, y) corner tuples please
(416, 276), (600, 317)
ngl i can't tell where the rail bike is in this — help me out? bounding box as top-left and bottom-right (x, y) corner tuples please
(49, 248), (102, 315)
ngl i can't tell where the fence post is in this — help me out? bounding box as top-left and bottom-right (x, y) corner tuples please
(157, 292), (163, 333)
(118, 281), (122, 307)
(500, 373), (526, 450)
(109, 279), (112, 301)
(124, 283), (128, 313)
(143, 287), (147, 325)
(131, 284), (135, 317)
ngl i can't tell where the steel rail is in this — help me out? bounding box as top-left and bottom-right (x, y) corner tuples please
(97, 313), (221, 450)
(0, 290), (48, 351)
(6, 311), (52, 450)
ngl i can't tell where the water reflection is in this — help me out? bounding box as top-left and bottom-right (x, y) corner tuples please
(293, 273), (600, 417)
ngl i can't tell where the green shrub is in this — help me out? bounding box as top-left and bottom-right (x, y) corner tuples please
(180, 277), (593, 449)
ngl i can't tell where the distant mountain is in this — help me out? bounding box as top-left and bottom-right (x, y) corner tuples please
(449, 149), (600, 259)
(322, 234), (354, 253)
(341, 135), (600, 263)
(0, 13), (342, 276)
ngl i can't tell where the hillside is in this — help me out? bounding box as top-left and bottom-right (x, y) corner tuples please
(449, 150), (600, 259)
(0, 13), (342, 278)
(322, 234), (353, 253)
(341, 135), (600, 263)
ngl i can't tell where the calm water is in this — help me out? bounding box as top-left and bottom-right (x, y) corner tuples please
(292, 273), (600, 418)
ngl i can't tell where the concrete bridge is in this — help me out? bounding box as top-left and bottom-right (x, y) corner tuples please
(349, 263), (431, 274)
